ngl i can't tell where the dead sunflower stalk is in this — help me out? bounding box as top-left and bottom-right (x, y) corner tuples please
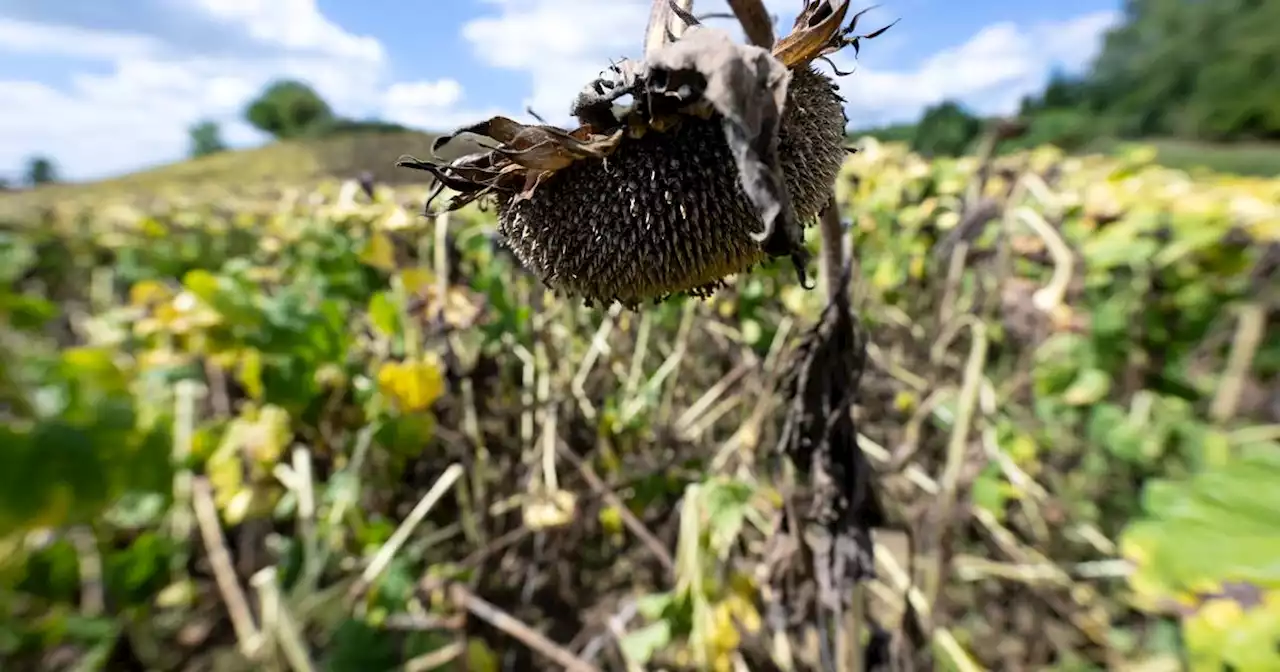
(397, 0), (894, 309)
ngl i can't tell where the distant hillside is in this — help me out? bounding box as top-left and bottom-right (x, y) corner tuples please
(0, 129), (490, 217)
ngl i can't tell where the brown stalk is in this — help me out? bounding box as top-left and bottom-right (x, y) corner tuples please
(726, 0), (777, 48)
(448, 583), (600, 672)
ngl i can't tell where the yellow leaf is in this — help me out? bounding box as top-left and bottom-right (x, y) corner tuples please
(377, 354), (445, 413)
(399, 267), (434, 294)
(237, 349), (264, 400)
(129, 280), (172, 307)
(893, 390), (917, 413)
(359, 231), (397, 272)
(598, 505), (625, 536)
(466, 638), (500, 672)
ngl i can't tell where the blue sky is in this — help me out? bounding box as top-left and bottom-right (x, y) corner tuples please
(0, 0), (1122, 183)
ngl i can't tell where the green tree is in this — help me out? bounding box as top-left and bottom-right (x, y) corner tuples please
(189, 120), (228, 158)
(244, 80), (334, 140)
(911, 101), (982, 157)
(25, 156), (57, 186)
(1088, 0), (1280, 140)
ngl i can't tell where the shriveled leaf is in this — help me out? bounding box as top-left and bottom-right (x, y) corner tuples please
(399, 116), (624, 213)
(773, 0), (855, 67)
(644, 26), (805, 270)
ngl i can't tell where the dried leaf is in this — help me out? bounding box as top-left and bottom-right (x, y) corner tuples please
(643, 26), (808, 275)
(773, 0), (897, 67)
(398, 117), (625, 214)
(773, 0), (854, 68)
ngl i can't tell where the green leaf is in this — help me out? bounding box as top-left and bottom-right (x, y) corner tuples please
(367, 291), (399, 337)
(702, 478), (754, 560)
(324, 619), (400, 672)
(620, 620), (673, 664)
(1122, 452), (1280, 669)
(1063, 368), (1112, 406)
(181, 268), (221, 305)
(635, 591), (676, 620)
(971, 465), (1007, 520)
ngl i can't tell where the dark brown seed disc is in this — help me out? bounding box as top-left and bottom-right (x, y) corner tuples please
(495, 66), (847, 307)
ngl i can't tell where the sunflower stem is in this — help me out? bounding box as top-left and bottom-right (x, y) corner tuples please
(726, 0), (776, 48)
(818, 194), (848, 302)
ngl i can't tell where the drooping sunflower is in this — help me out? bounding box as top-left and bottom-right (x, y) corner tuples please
(399, 0), (894, 308)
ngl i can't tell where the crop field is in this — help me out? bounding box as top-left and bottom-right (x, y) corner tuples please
(1, 138), (1278, 671)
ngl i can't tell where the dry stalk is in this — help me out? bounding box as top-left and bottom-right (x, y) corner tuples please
(191, 477), (261, 656)
(251, 567), (316, 672)
(726, 0), (777, 48)
(645, 0), (696, 57)
(921, 315), (988, 609)
(1209, 301), (1265, 423)
(448, 583), (600, 672)
(557, 439), (676, 574)
(354, 463), (464, 597)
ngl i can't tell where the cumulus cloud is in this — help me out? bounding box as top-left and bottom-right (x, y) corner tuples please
(0, 0), (478, 182)
(834, 10), (1122, 126)
(459, 0), (810, 122)
(460, 1), (1118, 128)
(381, 79), (507, 131)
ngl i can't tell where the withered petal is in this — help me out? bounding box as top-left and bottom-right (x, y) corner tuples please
(497, 140), (577, 172)
(772, 0), (852, 68)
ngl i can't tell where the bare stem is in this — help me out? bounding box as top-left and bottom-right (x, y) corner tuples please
(727, 0), (776, 48)
(818, 194), (847, 301)
(449, 583), (600, 672)
(192, 478), (261, 656)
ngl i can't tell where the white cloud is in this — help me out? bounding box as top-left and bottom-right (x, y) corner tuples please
(0, 0), (482, 182)
(381, 78), (507, 131)
(833, 10), (1122, 126)
(460, 2), (1118, 128)
(460, 0), (651, 122)
(185, 0), (383, 61)
(459, 0), (815, 122)
(0, 17), (160, 59)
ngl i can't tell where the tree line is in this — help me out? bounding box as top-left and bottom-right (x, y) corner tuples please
(861, 0), (1280, 158)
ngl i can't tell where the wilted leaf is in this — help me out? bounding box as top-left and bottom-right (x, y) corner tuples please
(522, 489), (577, 530)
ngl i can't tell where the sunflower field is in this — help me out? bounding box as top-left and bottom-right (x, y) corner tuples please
(1, 138), (1277, 671)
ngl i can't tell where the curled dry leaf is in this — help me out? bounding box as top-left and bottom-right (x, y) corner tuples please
(399, 0), (895, 308)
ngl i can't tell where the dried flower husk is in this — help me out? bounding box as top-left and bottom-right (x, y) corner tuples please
(399, 0), (893, 308)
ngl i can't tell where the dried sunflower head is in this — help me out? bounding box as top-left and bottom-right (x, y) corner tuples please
(399, 0), (894, 308)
